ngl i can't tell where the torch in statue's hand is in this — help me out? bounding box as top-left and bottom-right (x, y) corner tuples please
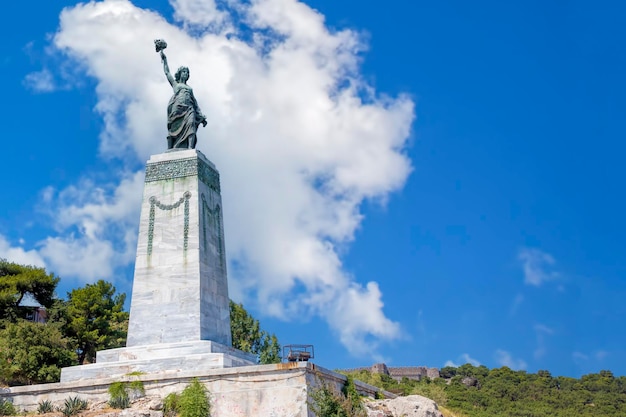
(155, 39), (168, 60)
(154, 39), (167, 52)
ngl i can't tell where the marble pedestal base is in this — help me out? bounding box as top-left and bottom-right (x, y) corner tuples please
(60, 341), (256, 382)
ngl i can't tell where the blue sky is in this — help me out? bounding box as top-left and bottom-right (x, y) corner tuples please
(1, 0), (625, 378)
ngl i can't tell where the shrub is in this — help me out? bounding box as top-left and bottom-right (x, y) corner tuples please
(129, 380), (146, 400)
(0, 399), (16, 416)
(163, 392), (180, 417)
(179, 379), (211, 417)
(342, 376), (364, 415)
(310, 379), (366, 417)
(310, 384), (344, 417)
(108, 381), (130, 409)
(37, 400), (54, 414)
(108, 379), (145, 408)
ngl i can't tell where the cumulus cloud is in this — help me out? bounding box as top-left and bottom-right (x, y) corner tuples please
(38, 172), (144, 283)
(170, 0), (230, 29)
(0, 235), (46, 267)
(518, 247), (559, 286)
(445, 353), (481, 367)
(495, 349), (527, 370)
(39, 0), (414, 357)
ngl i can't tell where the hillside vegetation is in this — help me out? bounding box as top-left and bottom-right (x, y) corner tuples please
(341, 364), (626, 417)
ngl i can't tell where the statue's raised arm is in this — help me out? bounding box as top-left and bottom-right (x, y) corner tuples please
(155, 39), (207, 150)
(160, 52), (175, 87)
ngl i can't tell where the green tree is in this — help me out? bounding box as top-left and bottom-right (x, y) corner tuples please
(440, 366), (457, 379)
(229, 301), (281, 364)
(67, 280), (128, 364)
(258, 333), (281, 364)
(0, 320), (77, 385)
(0, 259), (59, 323)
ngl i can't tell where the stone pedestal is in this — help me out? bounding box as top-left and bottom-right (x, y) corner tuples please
(127, 149), (231, 346)
(60, 341), (255, 381)
(60, 149), (255, 382)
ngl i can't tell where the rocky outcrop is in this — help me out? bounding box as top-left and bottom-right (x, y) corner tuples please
(461, 376), (480, 388)
(364, 395), (444, 417)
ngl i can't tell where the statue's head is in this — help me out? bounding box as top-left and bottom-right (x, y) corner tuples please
(175, 66), (190, 82)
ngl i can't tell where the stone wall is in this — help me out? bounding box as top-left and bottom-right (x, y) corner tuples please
(2, 362), (392, 416)
(340, 363), (441, 381)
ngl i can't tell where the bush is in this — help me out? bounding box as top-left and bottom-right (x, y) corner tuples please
(310, 384), (344, 417)
(162, 379), (211, 417)
(0, 399), (16, 416)
(108, 382), (130, 409)
(108, 379), (145, 408)
(163, 393), (180, 417)
(179, 379), (211, 417)
(342, 376), (364, 415)
(310, 380), (366, 417)
(129, 380), (146, 400)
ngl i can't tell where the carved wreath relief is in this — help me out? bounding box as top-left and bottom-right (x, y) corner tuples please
(144, 157), (222, 259)
(147, 191), (191, 256)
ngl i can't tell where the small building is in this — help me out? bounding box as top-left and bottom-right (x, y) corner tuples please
(18, 293), (47, 323)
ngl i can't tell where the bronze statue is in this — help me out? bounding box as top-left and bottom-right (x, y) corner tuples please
(155, 39), (207, 150)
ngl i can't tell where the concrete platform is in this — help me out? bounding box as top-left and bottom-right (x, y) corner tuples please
(3, 362), (392, 416)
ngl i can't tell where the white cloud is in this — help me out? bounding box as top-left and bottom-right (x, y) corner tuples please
(518, 247), (559, 286)
(445, 353), (481, 367)
(0, 235), (46, 267)
(495, 349), (527, 370)
(170, 0), (230, 29)
(38, 172), (144, 283)
(38, 0), (414, 357)
(23, 69), (57, 92)
(572, 351), (589, 361)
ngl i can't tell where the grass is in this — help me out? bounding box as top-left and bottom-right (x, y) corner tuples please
(440, 405), (471, 417)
